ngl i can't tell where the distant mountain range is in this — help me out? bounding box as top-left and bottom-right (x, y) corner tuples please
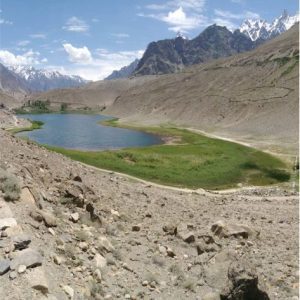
(8, 65), (88, 92)
(105, 10), (299, 78)
(240, 9), (299, 41)
(0, 63), (88, 99)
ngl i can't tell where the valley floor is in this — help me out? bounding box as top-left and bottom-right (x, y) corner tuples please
(0, 113), (298, 299)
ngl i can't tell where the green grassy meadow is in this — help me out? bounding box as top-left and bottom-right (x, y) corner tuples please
(45, 123), (290, 190)
(8, 120), (44, 134)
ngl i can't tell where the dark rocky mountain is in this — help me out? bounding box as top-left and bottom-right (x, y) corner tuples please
(105, 59), (140, 80)
(134, 25), (256, 76)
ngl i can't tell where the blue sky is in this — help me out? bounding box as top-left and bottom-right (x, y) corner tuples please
(0, 0), (298, 80)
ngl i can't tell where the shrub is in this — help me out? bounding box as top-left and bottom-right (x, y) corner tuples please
(0, 169), (21, 201)
(266, 169), (291, 182)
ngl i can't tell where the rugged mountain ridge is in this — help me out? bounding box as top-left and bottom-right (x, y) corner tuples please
(106, 25), (299, 154)
(240, 9), (299, 41)
(8, 65), (88, 92)
(134, 25), (255, 76)
(105, 59), (140, 80)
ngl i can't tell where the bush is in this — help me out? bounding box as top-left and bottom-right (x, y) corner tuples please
(0, 169), (21, 201)
(266, 169), (291, 181)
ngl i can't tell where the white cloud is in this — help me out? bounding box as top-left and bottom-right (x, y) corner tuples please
(17, 40), (30, 46)
(61, 43), (144, 80)
(111, 33), (130, 38)
(0, 18), (13, 25)
(214, 9), (260, 20)
(0, 50), (46, 66)
(63, 16), (89, 32)
(212, 18), (237, 31)
(231, 0), (245, 3)
(139, 1), (208, 33)
(162, 7), (202, 32)
(29, 33), (47, 39)
(213, 9), (260, 30)
(146, 0), (206, 13)
(63, 43), (93, 64)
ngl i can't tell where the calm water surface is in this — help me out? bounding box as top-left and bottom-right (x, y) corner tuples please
(17, 114), (162, 150)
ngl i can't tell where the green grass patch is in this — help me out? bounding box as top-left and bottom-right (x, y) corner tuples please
(45, 124), (290, 190)
(8, 120), (44, 134)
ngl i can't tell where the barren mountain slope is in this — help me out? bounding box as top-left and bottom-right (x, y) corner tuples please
(106, 25), (299, 154)
(29, 76), (158, 110)
(0, 91), (24, 109)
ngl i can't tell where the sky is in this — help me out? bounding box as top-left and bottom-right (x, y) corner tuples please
(0, 0), (298, 81)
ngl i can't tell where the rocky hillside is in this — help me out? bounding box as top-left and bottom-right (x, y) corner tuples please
(105, 59), (140, 80)
(0, 63), (30, 99)
(0, 118), (298, 299)
(28, 76), (158, 111)
(106, 25), (299, 154)
(134, 25), (255, 76)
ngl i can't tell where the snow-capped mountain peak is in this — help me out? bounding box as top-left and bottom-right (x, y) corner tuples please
(240, 10), (299, 41)
(7, 65), (88, 92)
(176, 31), (188, 40)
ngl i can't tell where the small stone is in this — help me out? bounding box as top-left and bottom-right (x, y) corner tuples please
(17, 265), (26, 274)
(125, 294), (131, 299)
(94, 253), (107, 269)
(247, 241), (254, 246)
(41, 211), (57, 227)
(94, 268), (102, 282)
(142, 280), (148, 286)
(166, 247), (175, 258)
(0, 259), (10, 275)
(1, 231), (8, 237)
(162, 224), (176, 235)
(9, 271), (17, 280)
(182, 232), (195, 243)
(10, 248), (43, 270)
(111, 209), (120, 217)
(70, 212), (79, 223)
(12, 234), (31, 250)
(98, 236), (115, 252)
(29, 211), (43, 222)
(63, 285), (74, 299)
(78, 242), (88, 251)
(53, 255), (63, 265)
(48, 228), (55, 235)
(132, 224), (141, 232)
(176, 223), (195, 243)
(158, 245), (167, 255)
(0, 218), (17, 230)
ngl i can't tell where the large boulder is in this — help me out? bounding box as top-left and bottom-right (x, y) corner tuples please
(10, 248), (43, 270)
(211, 221), (258, 239)
(221, 260), (270, 300)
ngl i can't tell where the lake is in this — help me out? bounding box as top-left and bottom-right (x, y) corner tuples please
(16, 114), (162, 150)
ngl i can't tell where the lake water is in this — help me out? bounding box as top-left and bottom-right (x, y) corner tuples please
(17, 114), (162, 151)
